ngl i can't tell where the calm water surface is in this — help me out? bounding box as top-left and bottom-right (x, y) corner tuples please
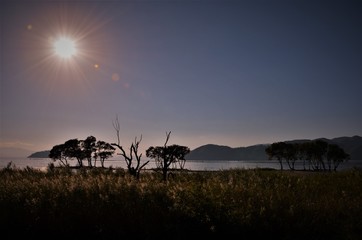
(1, 157), (361, 171)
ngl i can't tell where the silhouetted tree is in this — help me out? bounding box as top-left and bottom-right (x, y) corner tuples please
(312, 140), (328, 171)
(82, 136), (97, 167)
(112, 116), (149, 179)
(50, 137), (115, 168)
(64, 139), (84, 167)
(298, 142), (311, 170)
(284, 143), (298, 170)
(266, 140), (349, 171)
(95, 141), (115, 168)
(265, 142), (286, 170)
(49, 144), (69, 166)
(146, 131), (190, 181)
(326, 144), (350, 171)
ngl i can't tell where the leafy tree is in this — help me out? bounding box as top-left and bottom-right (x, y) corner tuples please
(265, 142), (286, 170)
(266, 140), (349, 171)
(327, 144), (350, 171)
(96, 141), (115, 168)
(173, 145), (189, 169)
(312, 140), (329, 171)
(50, 137), (115, 168)
(298, 142), (311, 170)
(146, 131), (190, 181)
(63, 139), (84, 167)
(284, 143), (298, 170)
(49, 144), (69, 166)
(82, 136), (97, 167)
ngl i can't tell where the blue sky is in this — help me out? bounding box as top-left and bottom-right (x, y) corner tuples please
(1, 0), (361, 154)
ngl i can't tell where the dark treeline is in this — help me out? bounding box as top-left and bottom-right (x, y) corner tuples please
(265, 139), (350, 171)
(49, 131), (190, 181)
(49, 136), (115, 168)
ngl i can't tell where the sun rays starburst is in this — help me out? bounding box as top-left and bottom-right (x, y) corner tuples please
(54, 37), (77, 58)
(18, 3), (113, 96)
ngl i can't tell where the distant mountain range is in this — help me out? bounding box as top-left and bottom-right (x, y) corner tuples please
(185, 136), (362, 161)
(13, 135), (362, 161)
(185, 144), (269, 160)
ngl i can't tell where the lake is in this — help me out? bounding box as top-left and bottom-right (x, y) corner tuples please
(1, 157), (361, 171)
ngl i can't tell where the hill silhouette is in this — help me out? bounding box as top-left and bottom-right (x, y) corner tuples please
(185, 136), (362, 161)
(27, 136), (362, 161)
(28, 150), (50, 158)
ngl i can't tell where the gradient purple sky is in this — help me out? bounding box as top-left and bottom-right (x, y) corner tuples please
(1, 0), (361, 154)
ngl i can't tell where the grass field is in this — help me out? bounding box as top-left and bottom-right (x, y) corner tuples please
(0, 165), (361, 239)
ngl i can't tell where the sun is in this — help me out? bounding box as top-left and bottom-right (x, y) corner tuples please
(53, 37), (77, 58)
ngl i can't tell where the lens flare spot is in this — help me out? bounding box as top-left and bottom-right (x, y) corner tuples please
(112, 73), (120, 81)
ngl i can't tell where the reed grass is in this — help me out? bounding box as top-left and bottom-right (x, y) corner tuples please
(0, 165), (361, 239)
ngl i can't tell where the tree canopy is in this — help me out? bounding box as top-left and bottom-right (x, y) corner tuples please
(49, 136), (115, 168)
(265, 140), (349, 171)
(146, 131), (190, 181)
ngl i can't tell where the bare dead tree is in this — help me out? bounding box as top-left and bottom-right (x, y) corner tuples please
(112, 116), (149, 179)
(161, 131), (174, 180)
(164, 131), (171, 148)
(112, 115), (121, 146)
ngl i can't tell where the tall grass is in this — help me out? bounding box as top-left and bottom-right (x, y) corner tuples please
(0, 165), (361, 239)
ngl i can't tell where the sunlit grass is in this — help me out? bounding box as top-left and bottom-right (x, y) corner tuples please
(0, 165), (361, 239)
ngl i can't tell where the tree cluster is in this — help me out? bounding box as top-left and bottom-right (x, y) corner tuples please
(48, 112), (191, 181)
(265, 140), (350, 171)
(49, 136), (115, 168)
(49, 131), (190, 181)
(112, 116), (190, 181)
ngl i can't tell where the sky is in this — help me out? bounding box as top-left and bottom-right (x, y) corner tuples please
(0, 0), (361, 155)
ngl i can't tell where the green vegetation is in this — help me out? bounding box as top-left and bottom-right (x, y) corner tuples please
(0, 165), (361, 239)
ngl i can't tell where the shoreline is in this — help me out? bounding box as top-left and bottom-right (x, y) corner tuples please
(1, 162), (360, 175)
(1, 157), (361, 172)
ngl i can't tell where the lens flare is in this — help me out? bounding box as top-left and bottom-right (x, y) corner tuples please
(19, 3), (113, 96)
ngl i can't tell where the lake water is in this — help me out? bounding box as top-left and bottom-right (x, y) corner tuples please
(1, 157), (361, 171)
